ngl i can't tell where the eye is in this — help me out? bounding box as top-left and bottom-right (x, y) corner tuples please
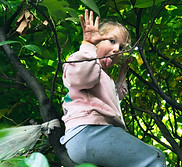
(109, 39), (115, 44)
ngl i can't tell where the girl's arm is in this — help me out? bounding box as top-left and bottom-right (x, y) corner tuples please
(116, 57), (134, 100)
(63, 44), (101, 90)
(63, 9), (108, 90)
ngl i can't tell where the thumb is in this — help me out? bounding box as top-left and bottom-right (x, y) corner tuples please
(101, 36), (109, 41)
(92, 36), (108, 45)
(94, 36), (109, 45)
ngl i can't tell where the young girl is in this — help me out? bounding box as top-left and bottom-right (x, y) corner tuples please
(60, 9), (166, 167)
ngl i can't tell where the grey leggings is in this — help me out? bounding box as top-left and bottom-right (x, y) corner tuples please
(65, 125), (166, 167)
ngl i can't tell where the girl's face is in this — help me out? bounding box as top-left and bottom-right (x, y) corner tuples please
(96, 26), (125, 70)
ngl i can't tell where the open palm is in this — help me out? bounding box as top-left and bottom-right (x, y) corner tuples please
(80, 9), (108, 45)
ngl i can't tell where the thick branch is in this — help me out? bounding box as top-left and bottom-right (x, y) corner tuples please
(0, 25), (76, 167)
(147, 133), (174, 151)
(144, 110), (182, 160)
(138, 47), (182, 111)
(129, 68), (159, 93)
(1, 29), (56, 121)
(135, 9), (142, 40)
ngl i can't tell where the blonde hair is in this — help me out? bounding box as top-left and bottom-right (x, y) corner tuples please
(99, 21), (131, 49)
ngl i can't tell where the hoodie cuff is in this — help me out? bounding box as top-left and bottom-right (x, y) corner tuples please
(81, 41), (93, 45)
(80, 42), (97, 53)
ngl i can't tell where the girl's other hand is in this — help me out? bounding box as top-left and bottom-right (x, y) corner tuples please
(123, 57), (135, 65)
(80, 9), (108, 45)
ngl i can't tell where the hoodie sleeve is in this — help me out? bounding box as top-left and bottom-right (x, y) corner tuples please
(63, 43), (101, 90)
(116, 80), (128, 100)
(115, 62), (129, 100)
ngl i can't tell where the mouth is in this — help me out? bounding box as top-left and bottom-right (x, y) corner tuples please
(105, 56), (113, 68)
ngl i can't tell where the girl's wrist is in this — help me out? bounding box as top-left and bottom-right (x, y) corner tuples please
(81, 40), (94, 45)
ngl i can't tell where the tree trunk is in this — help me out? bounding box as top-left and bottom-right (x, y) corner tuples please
(0, 26), (77, 167)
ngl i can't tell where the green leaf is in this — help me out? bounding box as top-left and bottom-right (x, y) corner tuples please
(0, 41), (20, 47)
(81, 0), (100, 17)
(0, 153), (49, 167)
(177, 116), (182, 124)
(0, 0), (11, 7)
(65, 17), (80, 22)
(24, 45), (41, 55)
(41, 0), (67, 21)
(25, 152), (49, 167)
(0, 128), (9, 138)
(65, 7), (78, 18)
(76, 163), (97, 167)
(0, 156), (28, 167)
(159, 53), (182, 71)
(135, 0), (166, 8)
(65, 7), (79, 22)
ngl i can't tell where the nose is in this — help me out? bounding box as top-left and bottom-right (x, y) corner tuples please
(113, 44), (120, 53)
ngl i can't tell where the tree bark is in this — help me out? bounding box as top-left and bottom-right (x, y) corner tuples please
(0, 26), (76, 167)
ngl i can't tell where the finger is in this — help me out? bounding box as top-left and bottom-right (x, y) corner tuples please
(80, 15), (85, 30)
(85, 9), (89, 25)
(94, 16), (99, 28)
(89, 11), (93, 26)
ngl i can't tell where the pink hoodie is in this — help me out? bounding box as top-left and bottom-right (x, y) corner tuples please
(62, 43), (128, 131)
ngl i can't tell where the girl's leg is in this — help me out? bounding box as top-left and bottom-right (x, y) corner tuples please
(65, 125), (166, 167)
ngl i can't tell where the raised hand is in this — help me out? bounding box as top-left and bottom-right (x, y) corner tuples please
(80, 9), (107, 45)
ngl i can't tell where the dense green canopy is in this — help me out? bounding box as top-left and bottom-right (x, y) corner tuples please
(0, 0), (181, 166)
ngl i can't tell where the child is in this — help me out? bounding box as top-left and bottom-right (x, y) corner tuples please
(60, 9), (166, 167)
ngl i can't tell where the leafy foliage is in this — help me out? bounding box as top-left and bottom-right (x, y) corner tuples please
(0, 152), (49, 167)
(0, 0), (181, 166)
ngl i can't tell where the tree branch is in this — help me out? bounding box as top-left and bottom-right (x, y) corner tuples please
(111, 0), (135, 27)
(129, 68), (159, 93)
(28, 2), (62, 108)
(147, 132), (174, 151)
(5, 1), (25, 33)
(138, 47), (182, 111)
(141, 0), (168, 48)
(143, 109), (182, 160)
(128, 78), (182, 159)
(0, 27), (55, 120)
(150, 43), (182, 70)
(0, 26), (76, 166)
(127, 73), (135, 135)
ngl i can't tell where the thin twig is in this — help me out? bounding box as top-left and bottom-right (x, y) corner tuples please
(147, 132), (174, 151)
(60, 38), (140, 64)
(61, 0), (160, 65)
(139, 46), (182, 111)
(148, 39), (182, 70)
(141, 106), (182, 160)
(29, 2), (62, 107)
(49, 37), (68, 106)
(5, 1), (25, 32)
(110, 0), (135, 27)
(1, 114), (18, 125)
(141, 0), (169, 48)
